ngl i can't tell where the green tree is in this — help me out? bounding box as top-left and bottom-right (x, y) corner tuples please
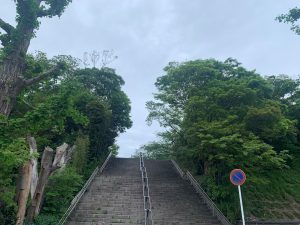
(276, 7), (300, 35)
(146, 58), (298, 222)
(41, 167), (83, 216)
(0, 0), (72, 116)
(137, 141), (171, 159)
(73, 67), (132, 159)
(0, 138), (30, 225)
(0, 53), (132, 223)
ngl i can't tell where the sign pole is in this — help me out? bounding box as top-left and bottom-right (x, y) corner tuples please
(230, 169), (246, 225)
(238, 185), (245, 225)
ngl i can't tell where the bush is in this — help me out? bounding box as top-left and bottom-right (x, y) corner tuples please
(24, 214), (59, 225)
(71, 135), (90, 174)
(41, 167), (83, 216)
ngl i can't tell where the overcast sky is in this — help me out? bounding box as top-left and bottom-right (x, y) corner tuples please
(1, 1), (300, 157)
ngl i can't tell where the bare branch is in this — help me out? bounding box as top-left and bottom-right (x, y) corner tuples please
(101, 50), (118, 68)
(0, 18), (14, 34)
(90, 50), (100, 68)
(24, 63), (64, 87)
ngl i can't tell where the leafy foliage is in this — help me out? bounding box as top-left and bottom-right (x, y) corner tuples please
(72, 67), (132, 159)
(42, 167), (83, 215)
(0, 0), (72, 56)
(276, 7), (300, 35)
(109, 144), (120, 156)
(71, 134), (90, 174)
(0, 137), (30, 225)
(136, 141), (172, 159)
(23, 168), (82, 225)
(145, 58), (300, 222)
(0, 52), (132, 222)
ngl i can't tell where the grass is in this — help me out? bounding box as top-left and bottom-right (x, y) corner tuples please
(245, 155), (300, 219)
(175, 154), (300, 222)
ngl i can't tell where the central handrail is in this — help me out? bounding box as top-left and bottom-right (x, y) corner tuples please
(57, 152), (112, 225)
(139, 153), (153, 225)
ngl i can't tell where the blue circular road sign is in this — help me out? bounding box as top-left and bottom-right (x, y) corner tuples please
(230, 169), (246, 186)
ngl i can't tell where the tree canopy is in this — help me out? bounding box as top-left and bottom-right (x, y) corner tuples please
(0, 53), (132, 224)
(144, 58), (300, 222)
(0, 0), (73, 116)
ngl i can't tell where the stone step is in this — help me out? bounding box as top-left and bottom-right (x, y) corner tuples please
(144, 159), (222, 225)
(68, 158), (144, 225)
(68, 157), (223, 225)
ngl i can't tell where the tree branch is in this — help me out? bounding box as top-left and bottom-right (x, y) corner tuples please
(24, 63), (64, 87)
(0, 18), (14, 34)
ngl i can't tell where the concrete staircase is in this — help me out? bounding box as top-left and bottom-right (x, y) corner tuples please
(68, 157), (223, 225)
(145, 159), (221, 225)
(68, 158), (144, 225)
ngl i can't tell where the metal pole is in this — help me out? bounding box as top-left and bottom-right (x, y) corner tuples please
(238, 185), (245, 225)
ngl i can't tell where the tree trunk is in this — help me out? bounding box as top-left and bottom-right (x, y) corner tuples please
(26, 143), (72, 221)
(29, 137), (38, 198)
(0, 56), (25, 116)
(15, 162), (32, 225)
(203, 161), (209, 175)
(27, 147), (54, 221)
(52, 143), (69, 169)
(0, 21), (34, 116)
(15, 136), (37, 225)
(31, 154), (38, 199)
(0, 53), (62, 116)
(0, 0), (72, 117)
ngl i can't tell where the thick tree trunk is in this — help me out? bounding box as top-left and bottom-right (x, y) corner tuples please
(15, 136), (37, 225)
(27, 143), (71, 221)
(15, 162), (32, 225)
(0, 21), (34, 116)
(27, 147), (54, 221)
(0, 54), (62, 116)
(52, 143), (69, 169)
(0, 57), (25, 116)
